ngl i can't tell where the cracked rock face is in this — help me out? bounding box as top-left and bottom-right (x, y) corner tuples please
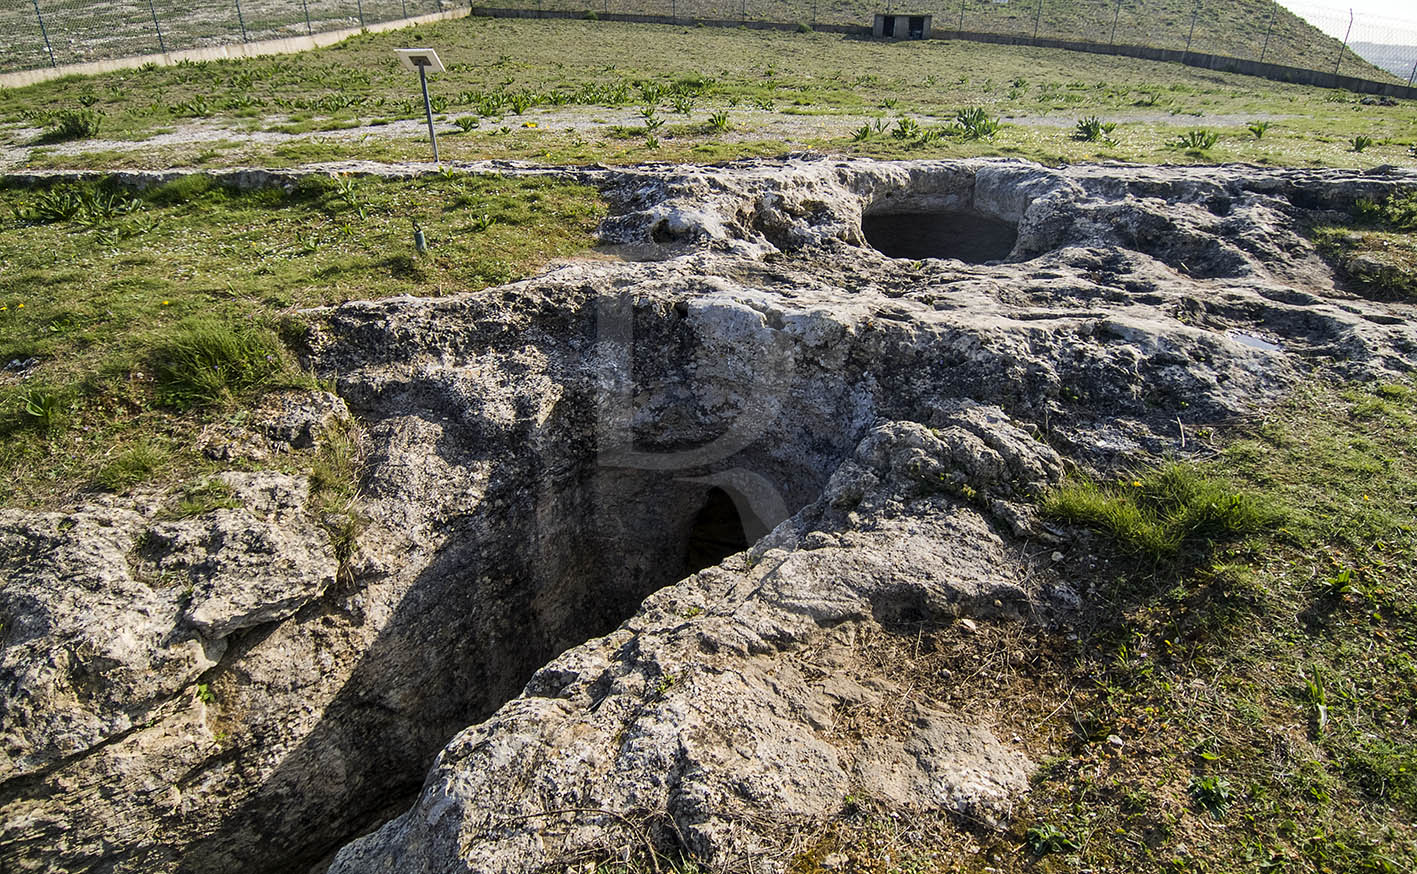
(2, 157), (1415, 874)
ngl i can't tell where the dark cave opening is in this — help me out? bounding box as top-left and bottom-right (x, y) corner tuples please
(686, 487), (751, 575)
(862, 210), (1018, 263)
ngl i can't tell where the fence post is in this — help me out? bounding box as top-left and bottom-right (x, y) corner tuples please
(1409, 58), (1417, 88)
(356, 0), (366, 29)
(957, 0), (965, 33)
(1184, 0), (1199, 55)
(1259, 0), (1276, 63)
(146, 0), (167, 55)
(235, 0), (249, 42)
(1109, 0), (1121, 46)
(1334, 7), (1353, 78)
(29, 0), (56, 68)
(1033, 0), (1042, 41)
(402, 0), (408, 20)
(301, 0), (313, 35)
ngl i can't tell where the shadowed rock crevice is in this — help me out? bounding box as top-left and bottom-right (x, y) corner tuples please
(861, 210), (1019, 263)
(686, 487), (751, 574)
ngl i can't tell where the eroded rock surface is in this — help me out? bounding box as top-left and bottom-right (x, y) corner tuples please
(1, 157), (1415, 874)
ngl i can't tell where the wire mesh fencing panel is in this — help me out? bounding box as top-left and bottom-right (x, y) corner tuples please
(0, 1), (61, 71)
(1, 0), (456, 73)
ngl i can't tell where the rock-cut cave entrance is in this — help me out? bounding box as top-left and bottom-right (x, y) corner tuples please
(862, 210), (1018, 263)
(686, 486), (751, 575)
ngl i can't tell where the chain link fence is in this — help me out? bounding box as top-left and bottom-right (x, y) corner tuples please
(2, 0), (1415, 87)
(1, 0), (453, 72)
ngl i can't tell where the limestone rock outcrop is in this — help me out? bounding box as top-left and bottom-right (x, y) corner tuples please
(1, 157), (1414, 874)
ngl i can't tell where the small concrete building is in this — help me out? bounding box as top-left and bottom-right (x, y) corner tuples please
(873, 14), (932, 39)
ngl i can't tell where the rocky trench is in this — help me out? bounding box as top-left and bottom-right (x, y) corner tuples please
(2, 157), (1416, 873)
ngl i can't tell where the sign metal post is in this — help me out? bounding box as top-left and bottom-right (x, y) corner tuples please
(396, 48), (446, 164)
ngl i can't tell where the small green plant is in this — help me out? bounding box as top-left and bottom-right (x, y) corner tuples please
(880, 97), (898, 110)
(954, 106), (1000, 140)
(1351, 134), (1375, 153)
(14, 185), (141, 227)
(892, 117), (921, 139)
(1189, 775), (1236, 818)
(1247, 120), (1271, 139)
(852, 124), (872, 142)
(795, 21), (812, 34)
(1173, 128), (1220, 150)
(195, 683), (216, 705)
(19, 386), (64, 429)
(169, 96), (211, 118)
(469, 213), (497, 232)
(1025, 823), (1082, 855)
(508, 92), (534, 115)
(644, 135), (660, 149)
(310, 421), (366, 586)
(1299, 665), (1331, 733)
(42, 108), (102, 141)
(708, 111), (730, 132)
(671, 94), (694, 114)
(454, 116), (480, 132)
(1074, 115), (1117, 143)
(331, 174), (367, 219)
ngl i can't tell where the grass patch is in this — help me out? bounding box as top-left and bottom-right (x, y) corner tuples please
(149, 317), (288, 410)
(0, 172), (604, 508)
(1043, 462), (1279, 560)
(94, 440), (168, 492)
(1313, 188), (1417, 301)
(165, 477), (242, 517)
(309, 420), (365, 587)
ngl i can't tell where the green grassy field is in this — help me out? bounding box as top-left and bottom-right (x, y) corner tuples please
(2, 19), (1414, 172)
(0, 172), (604, 507)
